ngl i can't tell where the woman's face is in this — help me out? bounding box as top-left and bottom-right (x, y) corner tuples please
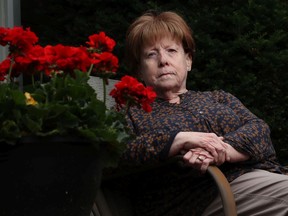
(139, 37), (192, 95)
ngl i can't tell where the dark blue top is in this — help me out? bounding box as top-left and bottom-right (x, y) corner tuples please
(119, 90), (288, 215)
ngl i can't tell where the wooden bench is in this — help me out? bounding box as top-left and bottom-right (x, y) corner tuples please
(91, 157), (237, 216)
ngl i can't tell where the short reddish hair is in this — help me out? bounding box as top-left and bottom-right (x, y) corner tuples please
(125, 10), (195, 75)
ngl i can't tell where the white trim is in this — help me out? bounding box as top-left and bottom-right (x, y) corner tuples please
(88, 76), (118, 108)
(0, 0), (21, 61)
(0, 0), (21, 28)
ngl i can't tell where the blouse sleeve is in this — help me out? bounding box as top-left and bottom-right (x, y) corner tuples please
(214, 90), (277, 162)
(121, 109), (179, 164)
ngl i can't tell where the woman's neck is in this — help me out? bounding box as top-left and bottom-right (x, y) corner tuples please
(157, 89), (188, 104)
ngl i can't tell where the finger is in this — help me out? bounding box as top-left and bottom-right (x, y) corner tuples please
(220, 141), (229, 150)
(207, 135), (226, 150)
(225, 150), (231, 162)
(183, 150), (200, 165)
(190, 153), (201, 164)
(200, 158), (212, 174)
(213, 139), (227, 150)
(183, 150), (193, 161)
(206, 146), (219, 163)
(198, 151), (213, 159)
(197, 155), (206, 161)
(216, 149), (226, 165)
(203, 143), (218, 157)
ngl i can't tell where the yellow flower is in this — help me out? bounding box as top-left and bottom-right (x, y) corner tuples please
(24, 92), (38, 106)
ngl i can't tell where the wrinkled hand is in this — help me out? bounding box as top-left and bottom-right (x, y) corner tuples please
(181, 132), (230, 164)
(182, 148), (214, 173)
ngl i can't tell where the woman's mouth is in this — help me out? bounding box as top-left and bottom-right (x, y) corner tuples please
(158, 72), (175, 78)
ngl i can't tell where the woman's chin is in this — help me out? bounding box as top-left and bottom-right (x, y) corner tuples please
(156, 82), (181, 92)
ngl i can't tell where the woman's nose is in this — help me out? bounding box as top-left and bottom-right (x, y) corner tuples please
(158, 52), (169, 66)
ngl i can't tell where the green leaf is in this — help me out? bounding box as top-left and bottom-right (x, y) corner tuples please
(22, 114), (42, 133)
(0, 120), (22, 144)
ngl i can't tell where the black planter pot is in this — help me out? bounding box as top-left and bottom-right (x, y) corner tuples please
(0, 136), (104, 216)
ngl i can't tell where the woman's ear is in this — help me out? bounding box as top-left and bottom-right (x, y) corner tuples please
(186, 54), (192, 71)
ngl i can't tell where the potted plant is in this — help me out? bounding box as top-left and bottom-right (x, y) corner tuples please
(0, 26), (156, 216)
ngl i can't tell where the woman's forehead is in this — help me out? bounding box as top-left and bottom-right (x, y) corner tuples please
(143, 36), (181, 48)
(142, 34), (181, 47)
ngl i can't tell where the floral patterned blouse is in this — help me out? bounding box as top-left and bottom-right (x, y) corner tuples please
(116, 90), (288, 216)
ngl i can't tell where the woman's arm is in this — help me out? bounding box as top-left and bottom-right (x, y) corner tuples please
(121, 109), (179, 163)
(213, 90), (277, 162)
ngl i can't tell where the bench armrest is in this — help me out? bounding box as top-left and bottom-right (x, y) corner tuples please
(207, 166), (237, 216)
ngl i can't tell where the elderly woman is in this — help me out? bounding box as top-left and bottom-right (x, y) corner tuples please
(120, 10), (288, 215)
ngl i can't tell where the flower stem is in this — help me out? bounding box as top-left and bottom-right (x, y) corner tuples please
(7, 59), (14, 83)
(102, 78), (107, 105)
(87, 64), (94, 76)
(40, 71), (43, 84)
(31, 75), (35, 87)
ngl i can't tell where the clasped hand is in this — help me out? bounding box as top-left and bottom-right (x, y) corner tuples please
(182, 148), (217, 174)
(178, 132), (230, 173)
(172, 131), (249, 173)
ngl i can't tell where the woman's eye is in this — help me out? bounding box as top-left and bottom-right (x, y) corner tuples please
(147, 52), (157, 58)
(168, 49), (177, 53)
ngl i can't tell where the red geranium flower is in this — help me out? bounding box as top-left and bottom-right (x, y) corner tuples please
(90, 52), (119, 74)
(0, 59), (10, 81)
(86, 31), (116, 52)
(110, 75), (157, 112)
(1, 26), (38, 53)
(0, 26), (155, 114)
(43, 44), (92, 76)
(0, 27), (9, 46)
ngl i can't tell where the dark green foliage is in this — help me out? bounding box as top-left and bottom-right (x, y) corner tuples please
(20, 0), (288, 164)
(183, 0), (288, 164)
(0, 72), (130, 167)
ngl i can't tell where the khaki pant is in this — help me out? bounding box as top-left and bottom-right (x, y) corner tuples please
(202, 169), (288, 216)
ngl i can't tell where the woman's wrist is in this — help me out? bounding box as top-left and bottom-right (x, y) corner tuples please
(226, 144), (250, 163)
(169, 132), (186, 156)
